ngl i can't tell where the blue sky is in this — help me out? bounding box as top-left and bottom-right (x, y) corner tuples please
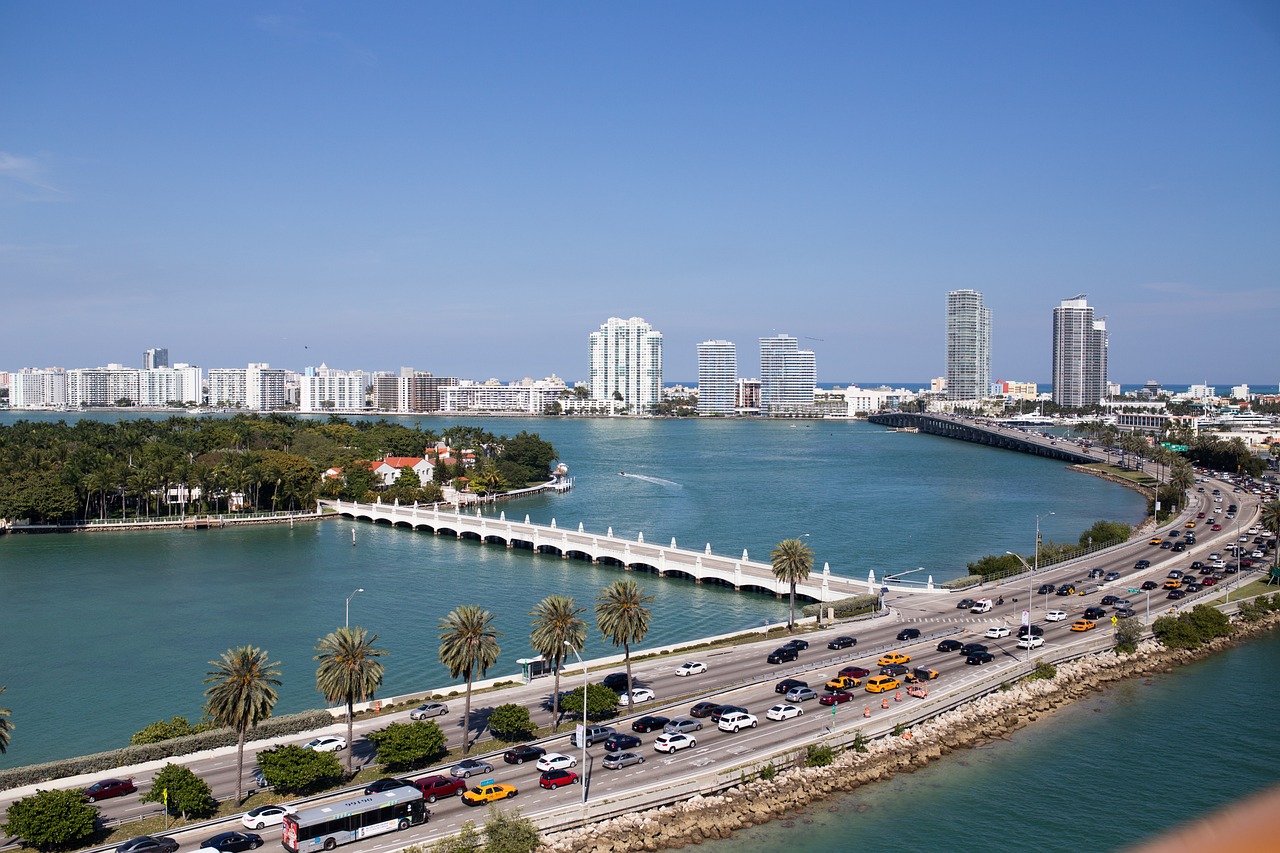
(2, 2), (1277, 385)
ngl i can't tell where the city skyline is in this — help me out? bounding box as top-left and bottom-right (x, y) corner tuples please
(2, 4), (1277, 383)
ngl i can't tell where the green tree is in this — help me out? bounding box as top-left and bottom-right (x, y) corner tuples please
(559, 682), (620, 721)
(431, 821), (481, 853)
(438, 605), (502, 755)
(1078, 520), (1132, 548)
(594, 580), (654, 701)
(0, 686), (10, 754)
(314, 626), (387, 774)
(256, 744), (344, 795)
(482, 807), (540, 853)
(365, 720), (447, 772)
(486, 703), (536, 742)
(1, 789), (98, 850)
(139, 763), (216, 820)
(1151, 614), (1203, 649)
(204, 646), (281, 805)
(1262, 500), (1280, 568)
(770, 538), (815, 629)
(1186, 604), (1231, 640)
(1113, 616), (1142, 653)
(967, 553), (1024, 579)
(528, 595), (586, 720)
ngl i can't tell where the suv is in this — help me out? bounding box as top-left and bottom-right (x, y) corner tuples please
(570, 725), (615, 748)
(412, 775), (466, 803)
(774, 678), (808, 695)
(717, 711), (759, 732)
(767, 647), (798, 664)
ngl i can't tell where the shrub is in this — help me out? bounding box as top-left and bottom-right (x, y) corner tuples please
(130, 715), (214, 745)
(801, 593), (880, 618)
(486, 704), (536, 742)
(365, 721), (447, 772)
(255, 744), (344, 795)
(805, 744), (836, 767)
(1026, 661), (1057, 682)
(482, 806), (540, 853)
(1, 788), (97, 850)
(758, 763), (777, 781)
(850, 731), (869, 753)
(1152, 614), (1203, 650)
(139, 763), (215, 820)
(1114, 617), (1143, 653)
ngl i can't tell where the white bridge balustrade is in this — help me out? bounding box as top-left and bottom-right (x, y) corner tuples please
(322, 500), (947, 602)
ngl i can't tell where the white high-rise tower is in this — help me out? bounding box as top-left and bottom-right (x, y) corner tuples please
(1052, 295), (1109, 408)
(758, 334), (816, 415)
(588, 317), (664, 413)
(945, 290), (991, 401)
(696, 340), (737, 416)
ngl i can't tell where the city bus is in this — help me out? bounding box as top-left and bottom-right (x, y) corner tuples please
(281, 786), (428, 852)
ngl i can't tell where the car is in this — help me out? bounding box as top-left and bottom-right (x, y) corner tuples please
(956, 598), (977, 609)
(718, 711), (759, 732)
(1045, 609), (1068, 621)
(767, 647), (798, 664)
(819, 690), (856, 706)
(617, 687), (655, 706)
(409, 702), (448, 720)
(653, 733), (697, 753)
(1141, 580), (1159, 590)
(462, 781), (518, 806)
(1211, 560), (1227, 569)
(1201, 576), (1218, 586)
(1070, 619), (1097, 632)
(937, 639), (964, 652)
(690, 702), (722, 718)
(571, 724), (616, 747)
(540, 768), (580, 789)
(117, 837), (179, 853)
(363, 777), (413, 794)
(1101, 595), (1119, 606)
(600, 673), (630, 691)
(1088, 567), (1106, 579)
(1184, 521), (1197, 529)
(664, 717), (703, 734)
(896, 628), (921, 641)
(536, 752), (578, 772)
(783, 638), (809, 651)
(84, 778), (137, 802)
(825, 675), (862, 691)
(1104, 571), (1121, 581)
(1115, 599), (1132, 609)
(985, 626), (1011, 639)
(711, 704), (748, 723)
(200, 832), (263, 853)
(1167, 589), (1187, 599)
(1017, 636), (1045, 649)
(838, 665), (871, 679)
(1056, 584), (1077, 596)
(877, 652), (911, 666)
(879, 663), (909, 676)
(503, 744), (546, 765)
(1159, 541), (1173, 549)
(1084, 607), (1108, 620)
(1172, 542), (1186, 552)
(303, 735), (346, 752)
(1037, 583), (1057, 595)
(959, 642), (988, 655)
(631, 715), (670, 733)
(1212, 524), (1223, 531)
(602, 750), (645, 769)
(1115, 608), (1137, 619)
(1185, 582), (1204, 593)
(767, 703), (804, 720)
(827, 636), (857, 650)
(774, 678), (808, 694)
(1148, 537), (1163, 545)
(904, 666), (939, 682)
(451, 758), (495, 778)
(1190, 561), (1205, 570)
(1197, 511), (1206, 518)
(785, 686), (819, 702)
(1164, 578), (1182, 589)
(865, 675), (900, 693)
(674, 661), (707, 677)
(603, 733), (642, 752)
(966, 651), (995, 664)
(242, 804), (290, 830)
(1134, 560), (1151, 570)
(1168, 569), (1184, 578)
(412, 775), (466, 802)
(1017, 625), (1045, 637)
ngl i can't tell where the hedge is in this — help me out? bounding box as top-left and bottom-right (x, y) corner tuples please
(0, 709), (334, 792)
(801, 593), (879, 618)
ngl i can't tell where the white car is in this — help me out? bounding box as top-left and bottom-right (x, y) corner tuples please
(766, 703), (803, 721)
(617, 687), (655, 706)
(717, 711), (759, 733)
(984, 626), (1011, 639)
(674, 661), (707, 677)
(1016, 635), (1045, 650)
(535, 752), (577, 772)
(243, 804), (290, 830)
(303, 735), (347, 752)
(653, 732), (696, 753)
(1211, 560), (1226, 569)
(1045, 610), (1068, 622)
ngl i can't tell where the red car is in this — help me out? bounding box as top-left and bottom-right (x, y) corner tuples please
(838, 665), (871, 679)
(1212, 524), (1223, 531)
(83, 778), (136, 802)
(1197, 512), (1206, 519)
(539, 769), (579, 789)
(411, 775), (466, 803)
(1201, 576), (1218, 586)
(819, 691), (856, 706)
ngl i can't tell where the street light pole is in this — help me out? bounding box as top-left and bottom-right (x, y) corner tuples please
(564, 641), (588, 805)
(1035, 512), (1055, 572)
(345, 587), (364, 628)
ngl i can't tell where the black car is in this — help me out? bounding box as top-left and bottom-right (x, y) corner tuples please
(1172, 542), (1186, 552)
(363, 777), (412, 794)
(711, 704), (748, 723)
(689, 701), (722, 718)
(827, 636), (857, 650)
(1017, 625), (1044, 637)
(937, 639), (964, 652)
(774, 678), (808, 694)
(1056, 584), (1076, 596)
(200, 833), (263, 853)
(783, 638), (809, 651)
(601, 673), (630, 691)
(1084, 607), (1108, 620)
(767, 647), (798, 664)
(1037, 583), (1056, 595)
(117, 838), (179, 853)
(1167, 589), (1186, 599)
(896, 628), (921, 641)
(1135, 559), (1151, 570)
(602, 732), (642, 752)
(959, 643), (987, 656)
(1159, 541), (1173, 549)
(630, 715), (669, 733)
(1141, 580), (1159, 590)
(1190, 561), (1204, 570)
(1100, 595), (1119, 606)
(879, 663), (909, 676)
(966, 651), (995, 665)
(502, 744), (546, 765)
(956, 598), (977, 609)
(1088, 568), (1105, 579)
(1184, 582), (1203, 593)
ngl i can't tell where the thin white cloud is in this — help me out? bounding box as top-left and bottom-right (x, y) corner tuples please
(0, 151), (63, 198)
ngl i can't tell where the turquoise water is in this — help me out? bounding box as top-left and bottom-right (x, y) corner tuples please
(0, 415), (1147, 770)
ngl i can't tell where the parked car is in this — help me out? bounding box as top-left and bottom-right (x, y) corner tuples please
(602, 733), (642, 752)
(827, 636), (857, 650)
(200, 832), (263, 853)
(717, 711), (759, 733)
(539, 769), (579, 789)
(452, 758), (495, 778)
(602, 751), (645, 770)
(412, 775), (466, 803)
(674, 661), (707, 677)
(653, 733), (697, 753)
(503, 745), (546, 765)
(896, 628), (921, 641)
(663, 717), (703, 734)
(117, 838), (179, 853)
(631, 715), (670, 733)
(409, 702), (448, 720)
(84, 778), (136, 802)
(766, 703), (803, 721)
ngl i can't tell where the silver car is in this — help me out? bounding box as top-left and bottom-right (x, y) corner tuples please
(451, 758), (493, 778)
(784, 686), (818, 703)
(663, 717), (703, 734)
(602, 750), (645, 770)
(409, 702), (448, 720)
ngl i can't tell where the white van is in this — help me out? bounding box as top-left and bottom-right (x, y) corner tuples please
(970, 598), (993, 614)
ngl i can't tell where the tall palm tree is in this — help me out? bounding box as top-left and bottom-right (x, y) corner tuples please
(1262, 500), (1280, 569)
(204, 647), (281, 804)
(314, 627), (387, 773)
(595, 580), (654, 701)
(529, 595), (587, 720)
(0, 687), (12, 753)
(771, 538), (815, 629)
(438, 606), (502, 755)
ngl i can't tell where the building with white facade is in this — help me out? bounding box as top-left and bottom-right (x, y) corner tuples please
(843, 385), (918, 416)
(206, 364), (287, 410)
(758, 334), (816, 415)
(441, 376), (568, 414)
(9, 368), (69, 409)
(68, 365), (142, 407)
(138, 365), (202, 406)
(1051, 295), (1108, 408)
(696, 340), (737, 416)
(300, 365), (366, 412)
(588, 317), (664, 413)
(945, 290), (991, 402)
(208, 368), (248, 408)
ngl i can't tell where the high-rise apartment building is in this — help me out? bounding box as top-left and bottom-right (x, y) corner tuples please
(143, 347), (169, 370)
(9, 368), (69, 409)
(758, 334), (816, 414)
(208, 363), (287, 410)
(696, 340), (737, 416)
(588, 317), (664, 413)
(1051, 295), (1109, 408)
(300, 365), (366, 412)
(945, 290), (991, 401)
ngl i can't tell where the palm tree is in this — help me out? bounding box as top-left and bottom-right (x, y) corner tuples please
(314, 626), (387, 773)
(0, 687), (12, 753)
(771, 538), (815, 629)
(438, 606), (502, 755)
(529, 595), (587, 720)
(1170, 460), (1195, 494)
(595, 580), (654, 701)
(1262, 500), (1280, 569)
(204, 647), (281, 804)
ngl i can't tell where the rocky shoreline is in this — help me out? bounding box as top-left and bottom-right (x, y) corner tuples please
(540, 610), (1280, 853)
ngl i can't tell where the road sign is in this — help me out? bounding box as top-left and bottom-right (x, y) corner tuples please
(1127, 588), (1139, 594)
(1111, 616), (1118, 625)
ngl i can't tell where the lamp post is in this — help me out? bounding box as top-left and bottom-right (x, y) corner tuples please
(345, 588), (364, 628)
(1035, 512), (1055, 571)
(564, 641), (588, 805)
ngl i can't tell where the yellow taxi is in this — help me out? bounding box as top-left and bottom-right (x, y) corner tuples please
(1148, 537), (1163, 545)
(1184, 521), (1196, 529)
(461, 781), (518, 806)
(825, 675), (861, 691)
(877, 652), (911, 667)
(1163, 578), (1182, 590)
(865, 675), (900, 693)
(1070, 619), (1097, 632)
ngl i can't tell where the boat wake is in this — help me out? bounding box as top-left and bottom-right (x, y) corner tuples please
(619, 472), (682, 488)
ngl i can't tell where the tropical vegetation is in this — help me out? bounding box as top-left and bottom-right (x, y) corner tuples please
(595, 579), (654, 700)
(204, 646), (281, 804)
(0, 788), (98, 850)
(770, 538), (815, 628)
(438, 605), (502, 755)
(528, 595), (587, 720)
(364, 720), (448, 771)
(314, 627), (386, 773)
(139, 762), (216, 820)
(256, 743), (344, 794)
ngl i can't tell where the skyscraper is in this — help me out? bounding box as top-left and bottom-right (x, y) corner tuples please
(588, 317), (664, 412)
(143, 347), (169, 370)
(696, 340), (737, 416)
(945, 290), (991, 401)
(758, 334), (816, 414)
(1052, 295), (1109, 408)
